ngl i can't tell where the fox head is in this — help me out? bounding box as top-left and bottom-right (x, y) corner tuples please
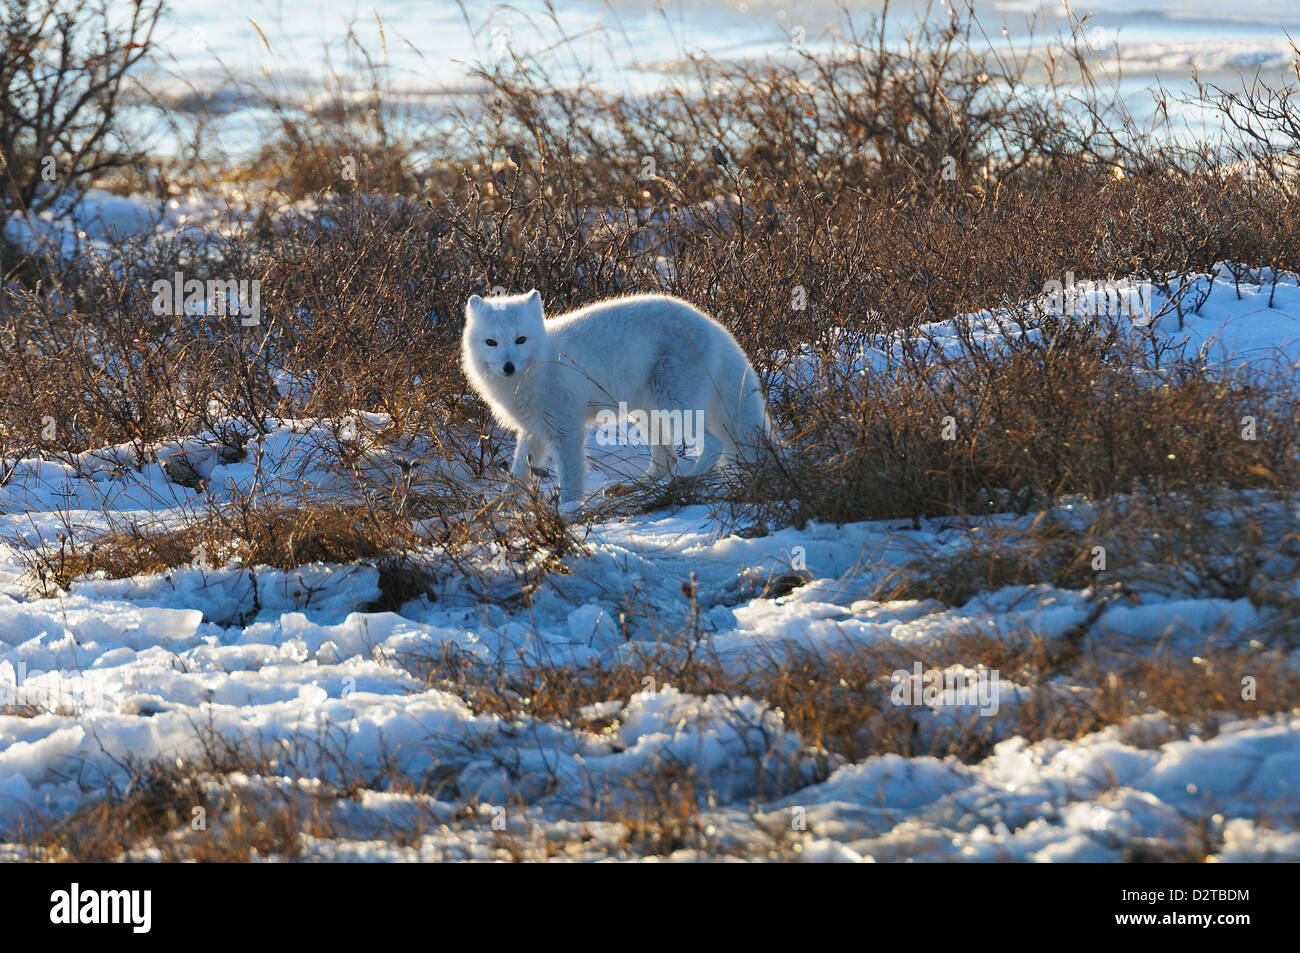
(463, 289), (546, 383)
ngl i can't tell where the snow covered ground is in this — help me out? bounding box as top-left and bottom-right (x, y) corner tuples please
(1, 189), (1298, 860)
(1, 485), (1297, 860)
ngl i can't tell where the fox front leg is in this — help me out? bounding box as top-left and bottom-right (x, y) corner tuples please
(552, 428), (587, 504)
(510, 431), (547, 482)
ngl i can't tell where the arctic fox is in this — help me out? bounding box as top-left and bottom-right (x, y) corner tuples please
(462, 290), (771, 503)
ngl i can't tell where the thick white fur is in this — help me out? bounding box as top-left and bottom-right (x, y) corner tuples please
(462, 290), (771, 503)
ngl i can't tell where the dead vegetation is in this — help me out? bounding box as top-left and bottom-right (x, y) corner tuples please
(13, 620), (1295, 862)
(2, 5), (1298, 522)
(3, 2), (1300, 862)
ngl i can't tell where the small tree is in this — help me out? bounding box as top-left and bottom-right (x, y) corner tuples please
(0, 0), (163, 216)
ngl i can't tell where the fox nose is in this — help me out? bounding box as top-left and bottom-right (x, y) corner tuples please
(503, 361), (515, 376)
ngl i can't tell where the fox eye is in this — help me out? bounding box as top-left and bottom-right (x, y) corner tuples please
(515, 336), (527, 344)
(485, 338), (497, 347)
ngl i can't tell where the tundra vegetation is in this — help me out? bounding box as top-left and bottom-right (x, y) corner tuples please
(2, 1), (1299, 860)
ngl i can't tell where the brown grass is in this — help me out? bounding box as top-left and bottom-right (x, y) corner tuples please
(4, 1), (1300, 863)
(1, 5), (1298, 528)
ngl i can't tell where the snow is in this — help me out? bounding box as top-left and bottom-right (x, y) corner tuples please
(1, 485), (1296, 858)
(770, 713), (1300, 862)
(0, 250), (1298, 860)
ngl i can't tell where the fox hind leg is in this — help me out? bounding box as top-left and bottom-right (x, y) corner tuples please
(705, 397), (742, 472)
(634, 383), (682, 483)
(644, 406), (681, 482)
(646, 439), (677, 482)
(700, 356), (767, 475)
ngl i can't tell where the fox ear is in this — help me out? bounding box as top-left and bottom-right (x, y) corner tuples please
(466, 294), (483, 313)
(526, 289), (541, 303)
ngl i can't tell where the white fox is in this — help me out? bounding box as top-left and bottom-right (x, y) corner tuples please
(461, 290), (771, 503)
